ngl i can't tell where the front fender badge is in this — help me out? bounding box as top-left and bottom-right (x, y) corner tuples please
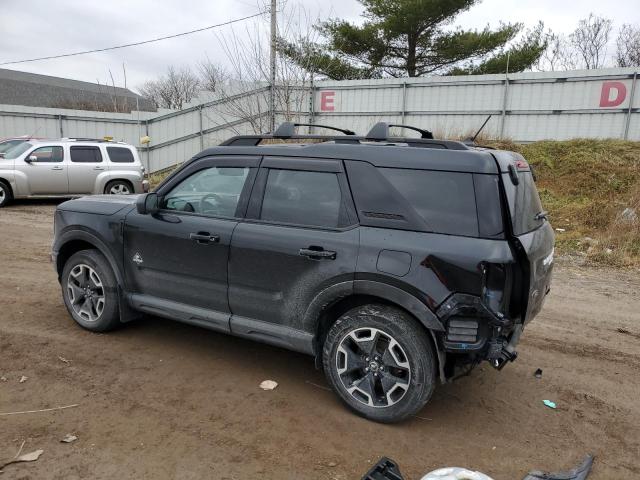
(132, 252), (143, 265)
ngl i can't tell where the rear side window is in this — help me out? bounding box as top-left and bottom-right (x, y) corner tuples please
(260, 169), (342, 228)
(380, 168), (478, 237)
(70, 146), (102, 163)
(107, 146), (135, 163)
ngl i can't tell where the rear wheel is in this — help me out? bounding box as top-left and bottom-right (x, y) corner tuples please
(105, 180), (132, 195)
(61, 250), (120, 332)
(323, 304), (436, 423)
(0, 181), (12, 207)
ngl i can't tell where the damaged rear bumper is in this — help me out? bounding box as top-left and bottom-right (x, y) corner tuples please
(436, 293), (523, 374)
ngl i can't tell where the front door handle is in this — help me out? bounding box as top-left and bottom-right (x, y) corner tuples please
(93, 166), (105, 170)
(51, 166), (63, 171)
(190, 232), (220, 244)
(299, 247), (337, 260)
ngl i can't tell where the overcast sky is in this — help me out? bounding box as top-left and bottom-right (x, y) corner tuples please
(1, 0), (638, 92)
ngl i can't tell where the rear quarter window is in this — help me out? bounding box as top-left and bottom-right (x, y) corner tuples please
(106, 146), (135, 163)
(380, 168), (478, 237)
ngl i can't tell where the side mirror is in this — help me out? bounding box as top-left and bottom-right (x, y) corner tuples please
(25, 155), (37, 163)
(136, 192), (159, 215)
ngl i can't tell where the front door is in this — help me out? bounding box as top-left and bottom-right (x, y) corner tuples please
(16, 145), (68, 194)
(123, 156), (259, 327)
(228, 157), (359, 332)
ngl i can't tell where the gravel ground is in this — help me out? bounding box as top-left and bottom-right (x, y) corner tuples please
(1, 200), (639, 480)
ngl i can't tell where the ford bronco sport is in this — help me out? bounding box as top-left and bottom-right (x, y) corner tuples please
(52, 122), (554, 423)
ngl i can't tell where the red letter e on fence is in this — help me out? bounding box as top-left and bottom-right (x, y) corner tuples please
(320, 91), (335, 111)
(599, 81), (627, 107)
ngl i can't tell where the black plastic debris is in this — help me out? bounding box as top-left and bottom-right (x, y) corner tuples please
(522, 455), (594, 480)
(534, 368), (543, 379)
(362, 457), (405, 480)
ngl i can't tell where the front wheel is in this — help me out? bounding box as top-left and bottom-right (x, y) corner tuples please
(323, 304), (436, 423)
(61, 250), (120, 332)
(0, 181), (12, 207)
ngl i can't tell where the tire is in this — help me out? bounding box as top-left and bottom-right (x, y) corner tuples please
(61, 250), (120, 332)
(105, 180), (133, 195)
(323, 304), (436, 423)
(0, 180), (12, 207)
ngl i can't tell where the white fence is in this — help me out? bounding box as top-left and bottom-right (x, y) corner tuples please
(0, 68), (638, 173)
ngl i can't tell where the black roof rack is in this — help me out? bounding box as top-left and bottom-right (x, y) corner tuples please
(220, 122), (468, 150)
(366, 122), (433, 140)
(273, 122), (356, 137)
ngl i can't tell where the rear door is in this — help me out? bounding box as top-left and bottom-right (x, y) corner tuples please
(68, 144), (104, 194)
(228, 157), (359, 333)
(502, 164), (554, 323)
(123, 156), (258, 328)
(15, 144), (68, 194)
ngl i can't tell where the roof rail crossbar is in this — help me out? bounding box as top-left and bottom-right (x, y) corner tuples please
(366, 122), (433, 140)
(273, 122), (356, 138)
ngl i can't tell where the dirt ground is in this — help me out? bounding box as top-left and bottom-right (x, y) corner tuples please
(1, 201), (639, 480)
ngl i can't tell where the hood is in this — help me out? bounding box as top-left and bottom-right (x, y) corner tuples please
(57, 194), (140, 215)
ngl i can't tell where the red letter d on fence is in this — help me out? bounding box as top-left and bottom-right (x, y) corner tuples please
(599, 81), (627, 107)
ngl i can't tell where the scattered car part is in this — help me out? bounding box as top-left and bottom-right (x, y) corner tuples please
(361, 457), (405, 480)
(421, 467), (494, 480)
(522, 455), (594, 480)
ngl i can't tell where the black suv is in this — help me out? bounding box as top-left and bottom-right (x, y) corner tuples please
(52, 122), (554, 423)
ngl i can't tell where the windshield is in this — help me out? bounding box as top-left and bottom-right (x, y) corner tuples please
(4, 142), (33, 159)
(502, 170), (545, 235)
(0, 139), (26, 154)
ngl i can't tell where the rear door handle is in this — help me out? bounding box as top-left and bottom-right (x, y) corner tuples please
(299, 247), (337, 260)
(51, 166), (63, 170)
(190, 232), (220, 244)
(93, 166), (105, 170)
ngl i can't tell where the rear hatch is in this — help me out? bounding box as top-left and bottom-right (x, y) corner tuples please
(495, 152), (555, 324)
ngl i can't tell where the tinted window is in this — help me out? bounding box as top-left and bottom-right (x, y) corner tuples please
(502, 171), (544, 235)
(260, 169), (342, 228)
(380, 168), (478, 237)
(70, 146), (102, 163)
(107, 146), (135, 163)
(473, 174), (504, 238)
(29, 146), (64, 163)
(162, 167), (250, 217)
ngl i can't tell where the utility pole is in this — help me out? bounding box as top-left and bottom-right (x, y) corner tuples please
(269, 0), (277, 133)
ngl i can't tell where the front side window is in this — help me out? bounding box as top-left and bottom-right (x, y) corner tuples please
(107, 146), (135, 163)
(29, 146), (64, 163)
(70, 146), (102, 163)
(161, 166), (250, 217)
(380, 168), (479, 237)
(260, 169), (342, 228)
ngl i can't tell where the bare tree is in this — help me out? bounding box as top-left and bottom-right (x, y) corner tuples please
(138, 66), (201, 110)
(537, 32), (579, 71)
(207, 1), (323, 134)
(616, 24), (640, 67)
(570, 13), (613, 69)
(198, 56), (227, 92)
